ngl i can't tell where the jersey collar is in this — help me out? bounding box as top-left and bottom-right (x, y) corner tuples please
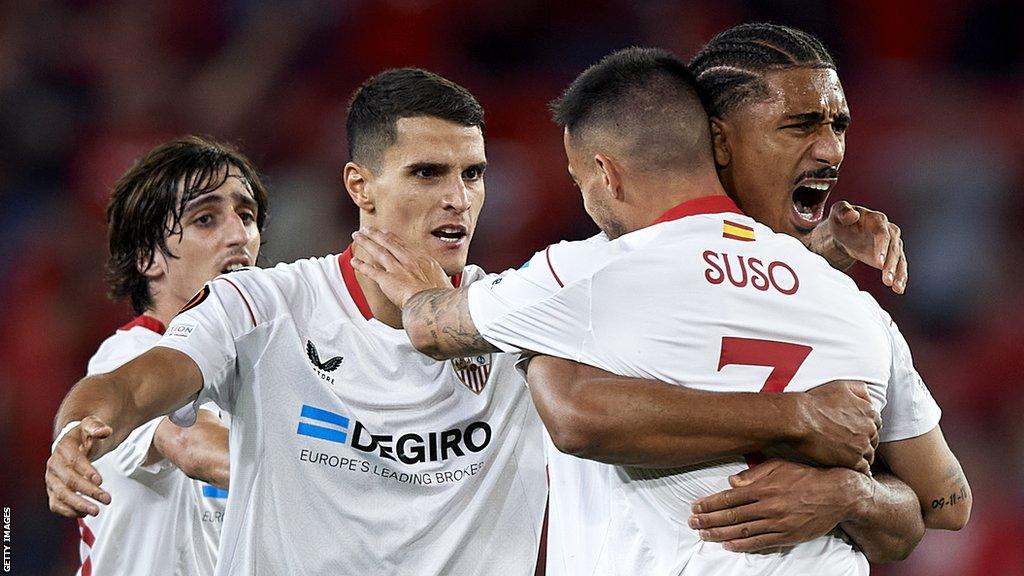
(339, 245), (462, 321)
(651, 195), (744, 226)
(118, 315), (166, 335)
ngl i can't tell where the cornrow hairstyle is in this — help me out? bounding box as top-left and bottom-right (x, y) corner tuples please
(689, 23), (836, 117)
(106, 136), (269, 315)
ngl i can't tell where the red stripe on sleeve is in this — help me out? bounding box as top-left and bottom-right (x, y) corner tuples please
(219, 278), (257, 328)
(544, 246), (564, 288)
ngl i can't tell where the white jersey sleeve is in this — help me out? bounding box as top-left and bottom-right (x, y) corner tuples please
(878, 312), (942, 442)
(468, 234), (611, 354)
(158, 275), (260, 421)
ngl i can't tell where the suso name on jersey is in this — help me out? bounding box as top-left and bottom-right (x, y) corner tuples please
(351, 420), (492, 465)
(702, 250), (800, 295)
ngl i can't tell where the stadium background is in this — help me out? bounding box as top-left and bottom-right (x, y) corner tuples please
(1, 1), (1020, 574)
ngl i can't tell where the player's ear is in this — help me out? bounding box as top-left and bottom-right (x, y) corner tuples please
(139, 249), (166, 280)
(593, 153), (624, 201)
(709, 117), (731, 169)
(344, 162), (375, 213)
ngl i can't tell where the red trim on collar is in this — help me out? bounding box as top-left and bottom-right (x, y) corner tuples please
(118, 315), (166, 335)
(651, 195), (744, 226)
(339, 246), (374, 321)
(338, 245), (465, 321)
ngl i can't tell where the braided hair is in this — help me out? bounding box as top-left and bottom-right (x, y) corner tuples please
(689, 23), (836, 117)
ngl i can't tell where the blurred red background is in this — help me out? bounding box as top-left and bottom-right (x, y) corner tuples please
(1, 1), (1021, 574)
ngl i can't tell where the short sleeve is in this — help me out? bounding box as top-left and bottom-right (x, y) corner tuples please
(468, 251), (563, 347)
(105, 417), (168, 483)
(469, 272), (594, 359)
(879, 319), (942, 442)
(468, 237), (612, 353)
(157, 279), (253, 423)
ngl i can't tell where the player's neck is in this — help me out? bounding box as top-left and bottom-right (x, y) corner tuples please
(354, 270), (404, 328)
(144, 300), (178, 329)
(630, 171), (729, 233)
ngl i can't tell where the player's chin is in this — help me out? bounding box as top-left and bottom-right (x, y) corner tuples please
(431, 246), (470, 277)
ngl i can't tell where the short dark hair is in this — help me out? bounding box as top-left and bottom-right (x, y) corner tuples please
(550, 47), (712, 173)
(689, 23), (836, 117)
(346, 68), (485, 168)
(106, 136), (269, 315)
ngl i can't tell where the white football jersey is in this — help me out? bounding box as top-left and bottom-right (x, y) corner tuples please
(78, 316), (225, 576)
(467, 195), (941, 576)
(158, 248), (547, 576)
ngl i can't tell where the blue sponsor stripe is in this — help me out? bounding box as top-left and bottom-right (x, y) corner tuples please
(202, 485), (229, 499)
(296, 422), (348, 444)
(300, 404), (350, 428)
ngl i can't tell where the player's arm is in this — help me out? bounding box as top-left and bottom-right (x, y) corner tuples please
(351, 228), (497, 360)
(148, 410), (230, 490)
(803, 201), (907, 294)
(689, 459), (925, 562)
(528, 356), (879, 472)
(46, 346), (203, 517)
(402, 286), (497, 360)
(876, 425), (971, 530)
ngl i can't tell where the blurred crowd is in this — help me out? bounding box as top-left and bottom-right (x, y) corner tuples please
(1, 1), (1021, 573)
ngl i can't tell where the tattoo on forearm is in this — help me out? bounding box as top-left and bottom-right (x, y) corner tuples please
(404, 288), (498, 356)
(931, 463), (971, 509)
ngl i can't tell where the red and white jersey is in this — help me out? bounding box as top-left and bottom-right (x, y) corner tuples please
(158, 248), (547, 576)
(467, 195), (941, 576)
(78, 317), (225, 576)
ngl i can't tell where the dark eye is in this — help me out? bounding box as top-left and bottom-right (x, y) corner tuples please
(463, 167), (483, 181)
(415, 167), (438, 178)
(239, 211), (256, 223)
(832, 120), (850, 135)
(195, 214), (214, 226)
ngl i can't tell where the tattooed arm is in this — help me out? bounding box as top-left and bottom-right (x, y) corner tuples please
(351, 228), (497, 359)
(876, 425), (971, 530)
(402, 287), (498, 360)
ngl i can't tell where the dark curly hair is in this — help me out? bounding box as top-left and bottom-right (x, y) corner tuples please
(106, 136), (268, 314)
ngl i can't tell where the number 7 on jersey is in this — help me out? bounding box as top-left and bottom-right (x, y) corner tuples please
(717, 337), (813, 466)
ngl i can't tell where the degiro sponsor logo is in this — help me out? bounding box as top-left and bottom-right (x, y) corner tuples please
(295, 404), (491, 465)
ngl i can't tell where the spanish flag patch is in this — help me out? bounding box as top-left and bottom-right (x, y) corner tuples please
(723, 220), (755, 242)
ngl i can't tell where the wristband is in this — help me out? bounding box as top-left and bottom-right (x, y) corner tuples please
(51, 420), (82, 454)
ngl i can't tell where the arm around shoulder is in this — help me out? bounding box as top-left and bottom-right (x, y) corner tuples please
(526, 357), (878, 469)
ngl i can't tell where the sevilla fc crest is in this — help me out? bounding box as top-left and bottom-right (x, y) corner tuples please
(451, 354), (493, 394)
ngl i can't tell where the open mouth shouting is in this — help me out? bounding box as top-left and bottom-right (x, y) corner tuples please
(790, 170), (838, 232)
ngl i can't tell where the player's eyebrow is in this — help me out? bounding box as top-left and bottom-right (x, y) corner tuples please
(183, 189), (258, 214)
(232, 190), (259, 212)
(406, 161), (450, 173)
(182, 193), (224, 214)
(785, 111), (852, 126)
(784, 111), (826, 124)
